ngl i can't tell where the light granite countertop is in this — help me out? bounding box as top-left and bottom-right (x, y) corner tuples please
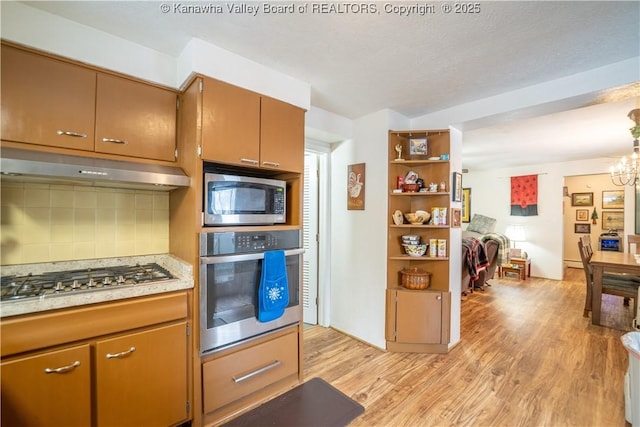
(0, 254), (194, 318)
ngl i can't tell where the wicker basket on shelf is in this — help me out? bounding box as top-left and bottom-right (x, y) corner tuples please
(400, 267), (431, 290)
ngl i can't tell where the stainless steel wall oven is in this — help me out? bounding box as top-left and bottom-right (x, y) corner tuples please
(199, 229), (303, 355)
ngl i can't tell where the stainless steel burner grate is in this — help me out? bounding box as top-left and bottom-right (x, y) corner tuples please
(0, 263), (174, 302)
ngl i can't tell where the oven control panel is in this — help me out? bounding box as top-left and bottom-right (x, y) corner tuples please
(200, 230), (301, 256)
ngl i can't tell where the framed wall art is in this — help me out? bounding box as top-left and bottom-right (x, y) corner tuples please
(347, 163), (365, 210)
(462, 188), (471, 222)
(602, 210), (624, 230)
(576, 209), (589, 221)
(571, 192), (593, 207)
(452, 172), (462, 202)
(602, 190), (624, 209)
(452, 208), (461, 228)
(574, 223), (591, 234)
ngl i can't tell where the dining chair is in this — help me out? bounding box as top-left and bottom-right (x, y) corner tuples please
(578, 236), (640, 318)
(628, 234), (640, 254)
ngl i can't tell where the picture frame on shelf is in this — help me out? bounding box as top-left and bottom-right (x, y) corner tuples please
(452, 172), (462, 202)
(452, 208), (461, 228)
(574, 223), (591, 234)
(409, 138), (428, 156)
(602, 210), (624, 230)
(571, 192), (593, 207)
(462, 188), (471, 222)
(576, 209), (589, 221)
(602, 190), (624, 209)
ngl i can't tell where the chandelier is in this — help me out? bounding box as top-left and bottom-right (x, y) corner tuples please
(610, 108), (640, 187)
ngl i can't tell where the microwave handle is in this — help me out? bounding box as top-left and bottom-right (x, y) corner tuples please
(200, 248), (305, 265)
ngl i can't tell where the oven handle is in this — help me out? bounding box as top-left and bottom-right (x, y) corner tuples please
(200, 248), (304, 265)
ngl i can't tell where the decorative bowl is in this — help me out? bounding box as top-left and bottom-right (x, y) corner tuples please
(403, 212), (431, 225)
(403, 183), (419, 192)
(403, 243), (428, 257)
(402, 235), (420, 245)
(400, 267), (431, 289)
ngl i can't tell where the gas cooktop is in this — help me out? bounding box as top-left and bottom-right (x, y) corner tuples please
(0, 263), (174, 302)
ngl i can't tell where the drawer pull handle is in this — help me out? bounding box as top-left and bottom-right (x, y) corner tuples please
(262, 161), (280, 167)
(232, 360), (281, 383)
(57, 130), (87, 138)
(106, 347), (136, 359)
(240, 158), (259, 165)
(102, 137), (128, 145)
(44, 360), (81, 374)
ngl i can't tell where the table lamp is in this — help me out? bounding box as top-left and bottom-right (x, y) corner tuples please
(505, 224), (526, 250)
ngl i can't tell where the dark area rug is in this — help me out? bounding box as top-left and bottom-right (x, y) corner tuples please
(223, 377), (365, 427)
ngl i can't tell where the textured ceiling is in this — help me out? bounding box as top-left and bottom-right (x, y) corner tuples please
(13, 1), (640, 170)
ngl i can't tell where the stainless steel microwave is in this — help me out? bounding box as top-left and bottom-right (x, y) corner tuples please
(203, 173), (286, 226)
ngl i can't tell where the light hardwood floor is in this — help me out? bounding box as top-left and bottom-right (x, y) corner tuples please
(303, 268), (635, 426)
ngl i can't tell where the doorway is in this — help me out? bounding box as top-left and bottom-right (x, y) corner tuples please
(302, 143), (331, 327)
(303, 153), (319, 324)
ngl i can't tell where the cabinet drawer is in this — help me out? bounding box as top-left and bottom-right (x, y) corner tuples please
(1, 292), (188, 357)
(202, 331), (298, 413)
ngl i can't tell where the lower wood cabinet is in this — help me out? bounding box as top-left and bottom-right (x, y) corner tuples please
(95, 322), (188, 427)
(0, 292), (190, 427)
(386, 289), (451, 353)
(1, 344), (92, 427)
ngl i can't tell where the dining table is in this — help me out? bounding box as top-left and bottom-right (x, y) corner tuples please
(591, 250), (640, 325)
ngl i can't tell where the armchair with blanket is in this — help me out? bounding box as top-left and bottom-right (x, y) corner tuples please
(462, 214), (511, 293)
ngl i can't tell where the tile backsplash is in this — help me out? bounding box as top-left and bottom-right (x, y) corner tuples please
(1, 182), (170, 266)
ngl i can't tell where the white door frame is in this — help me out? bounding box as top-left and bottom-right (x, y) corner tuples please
(305, 140), (332, 327)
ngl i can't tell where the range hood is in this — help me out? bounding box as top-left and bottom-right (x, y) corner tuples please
(0, 147), (190, 190)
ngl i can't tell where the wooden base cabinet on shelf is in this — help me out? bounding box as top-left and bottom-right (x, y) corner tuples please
(0, 292), (190, 427)
(386, 289), (451, 352)
(386, 130), (453, 353)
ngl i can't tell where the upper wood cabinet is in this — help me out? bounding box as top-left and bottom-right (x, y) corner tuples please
(95, 74), (178, 162)
(200, 78), (304, 173)
(201, 78), (261, 166)
(260, 96), (305, 173)
(1, 44), (96, 151)
(1, 43), (178, 162)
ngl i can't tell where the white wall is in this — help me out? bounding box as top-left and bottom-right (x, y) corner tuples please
(328, 109), (408, 349)
(462, 157), (636, 280)
(448, 127), (463, 347)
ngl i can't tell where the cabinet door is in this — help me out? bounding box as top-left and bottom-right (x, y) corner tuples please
(1, 344), (91, 427)
(95, 322), (188, 427)
(395, 289), (442, 344)
(260, 97), (305, 173)
(201, 78), (261, 166)
(95, 74), (177, 161)
(1, 45), (96, 151)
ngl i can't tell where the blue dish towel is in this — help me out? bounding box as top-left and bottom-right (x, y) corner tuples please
(258, 250), (289, 322)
